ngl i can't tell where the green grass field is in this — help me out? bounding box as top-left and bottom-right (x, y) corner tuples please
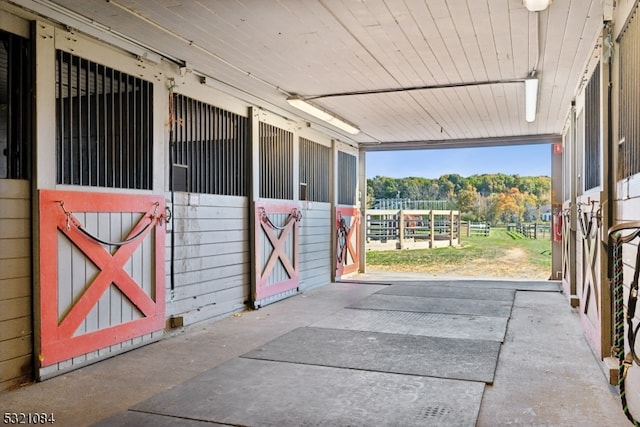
(366, 227), (552, 279)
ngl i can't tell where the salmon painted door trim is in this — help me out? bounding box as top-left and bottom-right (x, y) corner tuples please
(252, 201), (301, 305)
(336, 206), (360, 277)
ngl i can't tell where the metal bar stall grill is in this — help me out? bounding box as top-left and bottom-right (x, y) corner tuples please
(618, 5), (640, 180)
(252, 201), (301, 308)
(0, 30), (32, 180)
(171, 94), (248, 196)
(584, 62), (601, 191)
(259, 122), (293, 200)
(337, 151), (357, 206)
(299, 137), (330, 202)
(55, 50), (153, 189)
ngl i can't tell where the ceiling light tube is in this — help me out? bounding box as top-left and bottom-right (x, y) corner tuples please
(286, 96), (360, 135)
(525, 74), (539, 123)
(523, 0), (552, 12)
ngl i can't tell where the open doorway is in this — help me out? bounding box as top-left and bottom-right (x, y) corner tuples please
(363, 144), (555, 280)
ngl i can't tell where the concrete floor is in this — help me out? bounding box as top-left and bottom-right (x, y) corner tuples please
(0, 273), (631, 426)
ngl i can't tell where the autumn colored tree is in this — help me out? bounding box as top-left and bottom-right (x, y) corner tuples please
(367, 173), (551, 223)
(494, 188), (527, 223)
(455, 184), (479, 214)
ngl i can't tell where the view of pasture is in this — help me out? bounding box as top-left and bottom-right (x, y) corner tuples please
(366, 227), (552, 280)
(365, 173), (552, 280)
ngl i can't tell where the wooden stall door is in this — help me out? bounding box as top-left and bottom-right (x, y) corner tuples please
(336, 206), (360, 277)
(38, 190), (165, 368)
(252, 201), (301, 308)
(561, 202), (577, 306)
(576, 196), (605, 357)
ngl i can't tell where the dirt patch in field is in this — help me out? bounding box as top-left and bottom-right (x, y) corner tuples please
(368, 247), (549, 280)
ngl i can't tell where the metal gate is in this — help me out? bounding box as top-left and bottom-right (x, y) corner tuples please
(577, 198), (604, 357)
(38, 190), (165, 367)
(252, 201), (301, 308)
(336, 206), (360, 277)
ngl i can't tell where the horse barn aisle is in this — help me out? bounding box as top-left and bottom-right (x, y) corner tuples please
(0, 274), (628, 426)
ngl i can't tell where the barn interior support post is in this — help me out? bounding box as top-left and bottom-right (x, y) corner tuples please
(330, 140), (338, 281)
(248, 107), (259, 305)
(600, 38), (615, 376)
(33, 20), (56, 378)
(568, 102), (579, 305)
(358, 149), (366, 273)
(292, 127), (300, 204)
(551, 142), (563, 280)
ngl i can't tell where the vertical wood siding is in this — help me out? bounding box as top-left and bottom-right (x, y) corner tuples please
(166, 193), (249, 325)
(0, 180), (32, 390)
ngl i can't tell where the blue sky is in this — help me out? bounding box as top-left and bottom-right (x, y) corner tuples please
(366, 144), (551, 179)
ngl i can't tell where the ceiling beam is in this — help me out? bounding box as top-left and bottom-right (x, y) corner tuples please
(359, 134), (561, 152)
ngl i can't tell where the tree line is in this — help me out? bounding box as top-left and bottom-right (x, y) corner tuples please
(367, 173), (551, 224)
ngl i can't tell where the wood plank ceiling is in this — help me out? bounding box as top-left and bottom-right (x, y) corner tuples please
(26, 0), (604, 150)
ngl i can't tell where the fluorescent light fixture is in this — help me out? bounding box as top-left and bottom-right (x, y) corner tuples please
(523, 0), (552, 11)
(525, 74), (539, 123)
(286, 96), (360, 135)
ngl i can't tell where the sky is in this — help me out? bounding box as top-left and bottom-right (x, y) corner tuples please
(366, 144), (551, 179)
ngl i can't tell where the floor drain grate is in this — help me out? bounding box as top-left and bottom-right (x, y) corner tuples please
(422, 405), (450, 419)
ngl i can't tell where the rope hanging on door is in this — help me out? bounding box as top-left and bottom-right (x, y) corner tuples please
(56, 200), (162, 247)
(577, 200), (601, 238)
(336, 214), (350, 264)
(610, 223), (640, 426)
(258, 207), (302, 231)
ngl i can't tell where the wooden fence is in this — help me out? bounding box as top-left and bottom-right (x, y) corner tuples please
(466, 222), (491, 237)
(366, 209), (460, 250)
(507, 223), (550, 239)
